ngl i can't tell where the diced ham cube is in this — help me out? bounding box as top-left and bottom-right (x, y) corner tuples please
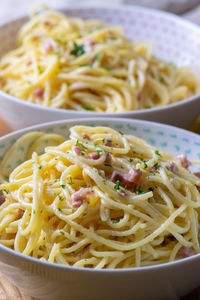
(178, 246), (194, 258)
(124, 168), (142, 183)
(74, 146), (82, 155)
(104, 138), (112, 147)
(177, 153), (191, 169)
(88, 152), (100, 160)
(0, 194), (5, 205)
(18, 209), (25, 218)
(168, 161), (179, 174)
(105, 152), (112, 164)
(33, 87), (44, 98)
(194, 172), (200, 178)
(44, 21), (51, 27)
(149, 163), (161, 172)
(82, 133), (90, 140)
(26, 59), (32, 66)
(111, 168), (142, 192)
(72, 188), (94, 208)
(44, 43), (53, 53)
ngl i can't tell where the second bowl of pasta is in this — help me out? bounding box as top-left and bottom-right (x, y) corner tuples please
(0, 4), (200, 129)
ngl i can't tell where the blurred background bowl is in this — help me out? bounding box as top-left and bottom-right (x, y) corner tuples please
(0, 117), (200, 300)
(0, 4), (200, 130)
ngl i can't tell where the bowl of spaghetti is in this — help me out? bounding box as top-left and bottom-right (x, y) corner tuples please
(0, 5), (200, 130)
(0, 117), (200, 300)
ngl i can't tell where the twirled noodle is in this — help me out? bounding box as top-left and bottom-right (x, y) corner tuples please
(0, 6), (199, 112)
(0, 125), (200, 269)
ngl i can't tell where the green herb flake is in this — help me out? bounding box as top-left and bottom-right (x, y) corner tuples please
(124, 186), (127, 191)
(38, 165), (42, 169)
(81, 105), (95, 111)
(3, 189), (9, 194)
(60, 184), (66, 189)
(129, 158), (133, 163)
(94, 54), (100, 61)
(104, 163), (112, 167)
(70, 42), (85, 57)
(33, 209), (36, 214)
(75, 140), (88, 151)
(58, 195), (63, 200)
(155, 150), (161, 156)
(60, 231), (65, 235)
(148, 187), (154, 192)
(96, 149), (102, 153)
(58, 207), (62, 212)
(94, 142), (99, 147)
(165, 166), (170, 171)
(102, 179), (107, 184)
(141, 158), (147, 169)
(80, 63), (92, 67)
(112, 219), (120, 223)
(114, 180), (120, 190)
(67, 176), (74, 185)
(37, 65), (43, 74)
(118, 131), (124, 135)
(152, 162), (159, 168)
(136, 187), (145, 195)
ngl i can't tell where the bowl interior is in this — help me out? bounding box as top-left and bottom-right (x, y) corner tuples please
(0, 118), (200, 175)
(0, 5), (200, 73)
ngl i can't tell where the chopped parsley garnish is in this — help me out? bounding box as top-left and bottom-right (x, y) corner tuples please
(165, 166), (170, 171)
(37, 65), (43, 74)
(82, 105), (95, 111)
(129, 158), (133, 163)
(141, 158), (147, 169)
(93, 54), (100, 61)
(155, 150), (161, 156)
(136, 186), (145, 194)
(124, 186), (127, 191)
(148, 187), (154, 192)
(94, 142), (99, 147)
(60, 184), (66, 189)
(38, 165), (42, 169)
(33, 209), (36, 214)
(67, 176), (74, 185)
(60, 231), (65, 235)
(112, 219), (120, 223)
(75, 140), (88, 151)
(102, 138), (105, 143)
(102, 179), (107, 184)
(70, 42), (85, 57)
(58, 195), (63, 200)
(104, 163), (112, 167)
(3, 189), (8, 194)
(152, 162), (159, 168)
(118, 130), (124, 135)
(80, 63), (92, 67)
(58, 208), (62, 212)
(96, 149), (102, 153)
(114, 180), (120, 190)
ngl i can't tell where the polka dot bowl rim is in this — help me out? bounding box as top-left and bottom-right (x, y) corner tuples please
(0, 4), (200, 130)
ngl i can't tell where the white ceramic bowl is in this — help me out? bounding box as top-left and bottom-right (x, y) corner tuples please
(0, 4), (200, 130)
(0, 117), (200, 300)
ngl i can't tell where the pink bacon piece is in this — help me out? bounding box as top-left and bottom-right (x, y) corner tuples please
(177, 153), (191, 169)
(104, 138), (112, 147)
(18, 209), (25, 219)
(72, 188), (94, 208)
(168, 161), (179, 174)
(26, 59), (32, 66)
(105, 152), (112, 164)
(74, 146), (82, 155)
(82, 133), (90, 140)
(33, 87), (44, 98)
(88, 152), (100, 160)
(44, 43), (53, 53)
(178, 246), (194, 258)
(0, 194), (5, 205)
(111, 168), (142, 192)
(194, 172), (200, 178)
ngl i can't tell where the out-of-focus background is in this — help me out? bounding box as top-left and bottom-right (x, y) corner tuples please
(1, 0), (200, 24)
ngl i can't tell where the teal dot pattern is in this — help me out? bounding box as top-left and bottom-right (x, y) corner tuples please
(0, 121), (199, 172)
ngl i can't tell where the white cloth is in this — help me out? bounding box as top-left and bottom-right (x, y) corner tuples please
(1, 0), (200, 24)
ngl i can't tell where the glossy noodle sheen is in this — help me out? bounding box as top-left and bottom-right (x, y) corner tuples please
(0, 6), (199, 112)
(0, 126), (200, 269)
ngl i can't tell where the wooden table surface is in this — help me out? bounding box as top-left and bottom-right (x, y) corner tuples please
(0, 116), (200, 300)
